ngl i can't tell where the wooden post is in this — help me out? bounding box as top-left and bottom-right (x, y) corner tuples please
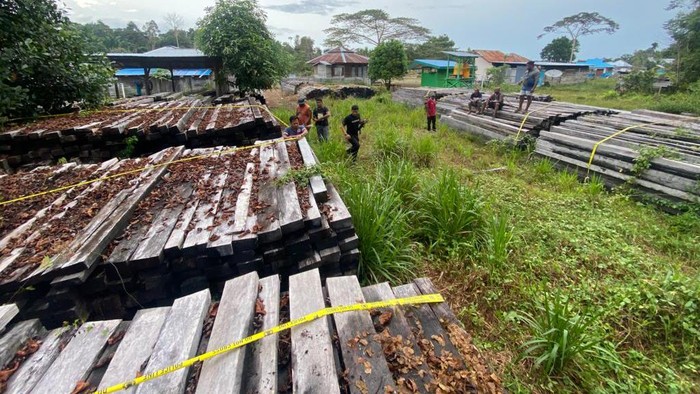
(144, 67), (152, 95)
(170, 67), (176, 92)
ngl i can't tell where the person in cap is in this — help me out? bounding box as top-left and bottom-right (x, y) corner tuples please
(313, 97), (331, 142)
(296, 97), (313, 128)
(283, 115), (308, 138)
(341, 104), (367, 162)
(516, 61), (539, 113)
(424, 93), (437, 131)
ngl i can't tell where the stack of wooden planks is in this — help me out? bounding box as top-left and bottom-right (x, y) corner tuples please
(0, 270), (503, 394)
(536, 110), (700, 207)
(0, 138), (359, 328)
(297, 85), (376, 100)
(0, 96), (280, 169)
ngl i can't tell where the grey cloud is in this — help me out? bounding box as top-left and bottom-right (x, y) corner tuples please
(267, 0), (345, 15)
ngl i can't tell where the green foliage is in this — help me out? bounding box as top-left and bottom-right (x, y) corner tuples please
(666, 1), (700, 85)
(323, 9), (430, 47)
(282, 35), (321, 76)
(118, 136), (139, 158)
(197, 0), (290, 94)
(540, 37), (580, 62)
(275, 165), (323, 186)
(481, 212), (514, 273)
(516, 293), (623, 382)
(539, 12), (620, 62)
(0, 0), (113, 119)
(631, 145), (681, 178)
(486, 65), (509, 87)
(415, 169), (485, 254)
(622, 69), (657, 94)
(368, 40), (409, 89)
(376, 159), (418, 203)
(405, 35), (457, 61)
(57, 157), (68, 165)
(344, 174), (417, 285)
(410, 134), (437, 167)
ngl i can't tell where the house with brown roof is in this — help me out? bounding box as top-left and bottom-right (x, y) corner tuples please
(473, 50), (530, 82)
(306, 47), (369, 83)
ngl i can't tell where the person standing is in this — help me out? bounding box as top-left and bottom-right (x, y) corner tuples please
(425, 93), (437, 131)
(296, 97), (313, 128)
(313, 97), (331, 142)
(283, 115), (308, 138)
(516, 61), (540, 113)
(341, 104), (366, 162)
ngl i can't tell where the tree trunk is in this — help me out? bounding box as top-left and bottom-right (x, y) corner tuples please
(384, 80), (391, 90)
(175, 30), (180, 48)
(569, 37), (577, 63)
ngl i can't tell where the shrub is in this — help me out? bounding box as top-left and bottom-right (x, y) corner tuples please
(415, 169), (485, 254)
(344, 181), (417, 284)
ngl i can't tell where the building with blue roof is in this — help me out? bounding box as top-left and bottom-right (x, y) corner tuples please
(577, 58), (615, 77)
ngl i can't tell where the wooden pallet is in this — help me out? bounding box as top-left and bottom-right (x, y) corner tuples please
(0, 270), (502, 394)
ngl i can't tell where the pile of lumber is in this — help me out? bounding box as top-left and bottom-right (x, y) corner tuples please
(391, 87), (470, 107)
(297, 84), (376, 100)
(0, 139), (359, 328)
(536, 111), (700, 207)
(0, 96), (280, 169)
(0, 270), (502, 394)
(437, 93), (616, 141)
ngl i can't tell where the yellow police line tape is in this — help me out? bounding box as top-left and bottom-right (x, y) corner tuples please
(93, 293), (445, 394)
(585, 122), (659, 177)
(514, 102), (557, 141)
(0, 135), (299, 207)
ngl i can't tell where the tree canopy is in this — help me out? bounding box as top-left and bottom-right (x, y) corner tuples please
(324, 9), (430, 47)
(197, 0), (289, 94)
(405, 35), (457, 61)
(538, 12), (619, 62)
(282, 35), (322, 76)
(666, 0), (700, 85)
(0, 0), (113, 120)
(540, 37), (580, 62)
(368, 40), (408, 89)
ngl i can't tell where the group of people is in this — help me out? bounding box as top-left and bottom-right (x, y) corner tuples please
(282, 97), (366, 161)
(424, 60), (541, 127)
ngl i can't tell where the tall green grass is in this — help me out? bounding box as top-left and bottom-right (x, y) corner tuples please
(415, 169), (485, 254)
(481, 212), (514, 273)
(376, 159), (419, 204)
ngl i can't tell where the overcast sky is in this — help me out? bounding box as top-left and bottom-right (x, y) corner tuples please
(62, 0), (676, 60)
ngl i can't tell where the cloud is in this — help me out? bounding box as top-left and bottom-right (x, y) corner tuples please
(74, 0), (100, 8)
(124, 8), (139, 13)
(266, 0), (345, 15)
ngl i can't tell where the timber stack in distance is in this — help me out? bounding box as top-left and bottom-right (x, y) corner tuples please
(0, 270), (503, 394)
(0, 138), (359, 328)
(393, 87), (700, 209)
(0, 95), (280, 170)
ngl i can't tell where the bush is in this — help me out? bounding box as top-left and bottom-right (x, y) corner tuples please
(343, 181), (417, 284)
(622, 70), (656, 94)
(415, 169), (485, 254)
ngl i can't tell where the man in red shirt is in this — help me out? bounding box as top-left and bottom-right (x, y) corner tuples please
(296, 97), (312, 128)
(425, 93), (437, 131)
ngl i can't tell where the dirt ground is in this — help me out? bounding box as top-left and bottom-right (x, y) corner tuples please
(263, 88), (298, 109)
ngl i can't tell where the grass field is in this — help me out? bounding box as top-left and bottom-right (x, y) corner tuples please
(273, 95), (699, 393)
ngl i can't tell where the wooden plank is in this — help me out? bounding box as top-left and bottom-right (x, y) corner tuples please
(362, 283), (434, 392)
(182, 171), (229, 255)
(304, 186), (322, 228)
(97, 307), (171, 393)
(135, 289), (211, 394)
(275, 142), (304, 234)
(326, 276), (392, 394)
(129, 184), (195, 267)
(255, 143), (283, 244)
(196, 272), (259, 394)
(0, 304), (19, 332)
(289, 269), (340, 393)
(243, 274), (280, 394)
(0, 319), (45, 368)
(5, 327), (75, 394)
(323, 184), (353, 231)
(231, 163), (255, 234)
(296, 138), (328, 202)
(164, 199), (200, 258)
(31, 319), (121, 394)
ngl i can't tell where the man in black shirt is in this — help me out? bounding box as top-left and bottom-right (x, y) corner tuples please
(467, 88), (483, 114)
(341, 104), (366, 162)
(313, 97), (331, 142)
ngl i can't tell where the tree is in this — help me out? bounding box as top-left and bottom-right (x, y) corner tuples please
(405, 35), (457, 61)
(197, 0), (290, 94)
(486, 65), (508, 87)
(324, 9), (430, 47)
(368, 40), (408, 90)
(158, 29), (194, 48)
(666, 0), (700, 84)
(0, 0), (113, 119)
(538, 12), (620, 62)
(164, 13), (184, 47)
(115, 21), (149, 52)
(142, 20), (160, 50)
(540, 37), (580, 62)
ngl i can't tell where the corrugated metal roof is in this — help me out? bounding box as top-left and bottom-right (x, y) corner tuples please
(494, 61), (589, 67)
(473, 50), (529, 63)
(442, 51), (479, 58)
(307, 47), (369, 65)
(411, 59), (457, 69)
(577, 58), (614, 69)
(114, 68), (212, 77)
(107, 46), (206, 58)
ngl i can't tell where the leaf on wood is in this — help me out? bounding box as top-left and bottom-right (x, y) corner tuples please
(255, 298), (266, 315)
(107, 330), (126, 346)
(355, 379), (369, 394)
(378, 311), (393, 326)
(70, 380), (91, 394)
